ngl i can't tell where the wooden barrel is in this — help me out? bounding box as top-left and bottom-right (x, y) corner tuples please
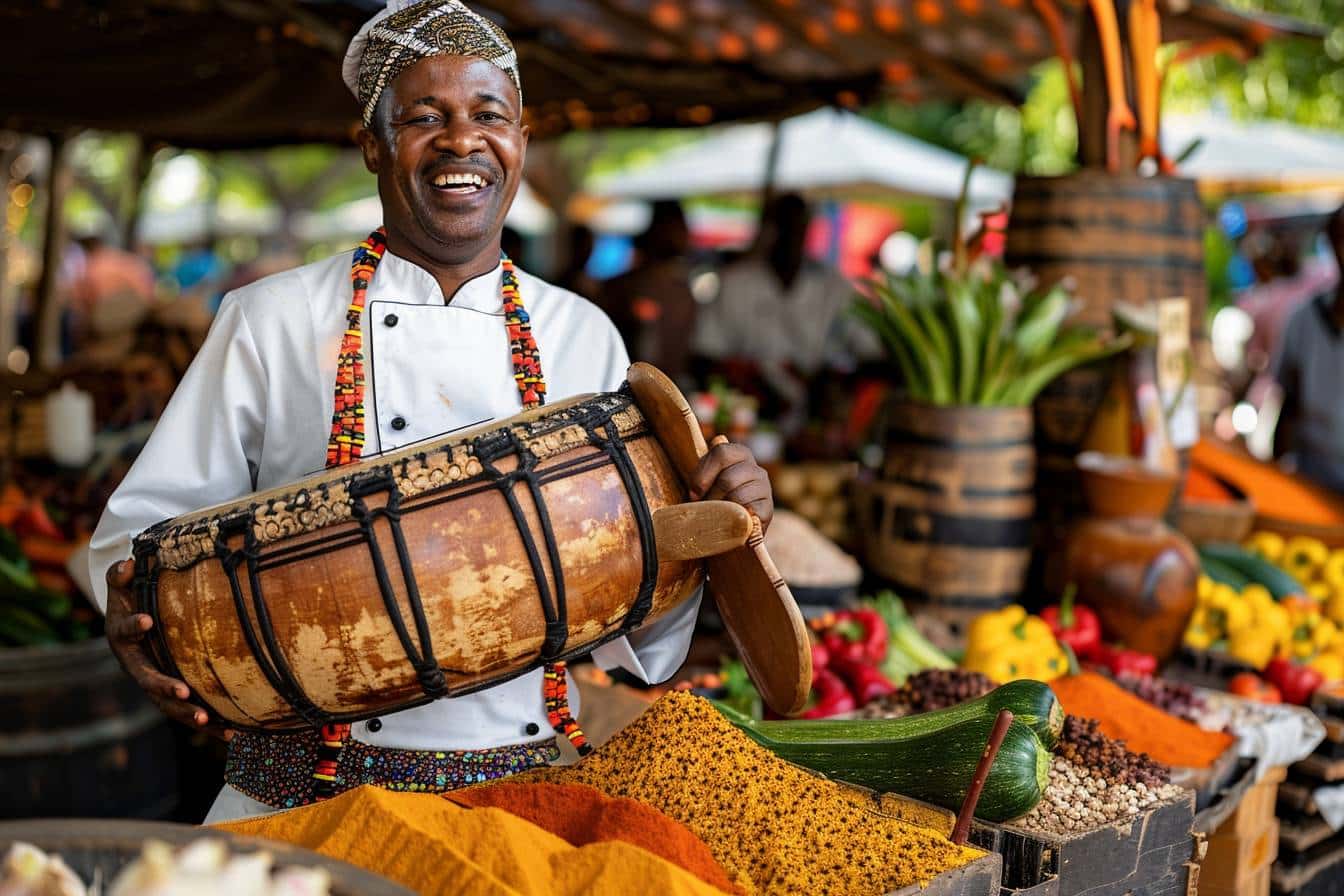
(0, 638), (178, 819)
(1005, 173), (1208, 333)
(858, 403), (1035, 616)
(1006, 174), (1207, 595)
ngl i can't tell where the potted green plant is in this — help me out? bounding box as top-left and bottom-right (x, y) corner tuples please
(851, 185), (1128, 618)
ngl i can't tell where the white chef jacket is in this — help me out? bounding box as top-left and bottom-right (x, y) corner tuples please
(89, 250), (701, 822)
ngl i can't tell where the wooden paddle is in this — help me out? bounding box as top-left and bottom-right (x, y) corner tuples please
(627, 363), (812, 716)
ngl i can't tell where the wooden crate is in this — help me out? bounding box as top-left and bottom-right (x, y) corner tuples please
(1273, 834), (1344, 894)
(969, 791), (1198, 896)
(1201, 820), (1279, 892)
(1205, 863), (1270, 896)
(1232, 767), (1288, 837)
(889, 853), (1003, 896)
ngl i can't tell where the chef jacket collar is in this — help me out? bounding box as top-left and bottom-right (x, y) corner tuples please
(367, 250), (506, 314)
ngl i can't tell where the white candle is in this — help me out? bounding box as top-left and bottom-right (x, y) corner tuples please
(45, 382), (95, 468)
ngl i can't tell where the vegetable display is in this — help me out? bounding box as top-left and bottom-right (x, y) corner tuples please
(961, 605), (1071, 682)
(1040, 585), (1101, 661)
(714, 681), (1055, 822)
(0, 522), (88, 648)
(800, 593), (955, 718)
(1184, 537), (1344, 700)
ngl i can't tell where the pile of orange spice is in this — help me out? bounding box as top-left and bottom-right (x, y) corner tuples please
(1049, 672), (1235, 768)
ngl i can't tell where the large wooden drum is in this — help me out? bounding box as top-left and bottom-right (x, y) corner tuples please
(133, 365), (809, 730)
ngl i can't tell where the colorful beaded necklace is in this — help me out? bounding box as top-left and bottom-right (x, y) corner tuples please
(313, 227), (588, 798)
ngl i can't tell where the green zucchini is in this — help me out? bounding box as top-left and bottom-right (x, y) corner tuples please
(731, 679), (1063, 751)
(1201, 542), (1305, 600)
(717, 704), (1049, 822)
(1198, 553), (1251, 591)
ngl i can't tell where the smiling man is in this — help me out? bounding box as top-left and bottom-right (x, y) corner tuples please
(89, 0), (773, 823)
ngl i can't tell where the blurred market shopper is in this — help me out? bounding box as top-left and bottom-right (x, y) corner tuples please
(1272, 205), (1344, 493)
(600, 200), (698, 383)
(89, 0), (772, 824)
(693, 193), (878, 375)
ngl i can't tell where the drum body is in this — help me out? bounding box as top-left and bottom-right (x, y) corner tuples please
(134, 390), (701, 731)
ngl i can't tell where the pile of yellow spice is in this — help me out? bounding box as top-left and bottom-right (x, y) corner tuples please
(521, 691), (984, 895)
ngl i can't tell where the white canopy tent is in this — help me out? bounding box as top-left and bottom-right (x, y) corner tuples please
(586, 107), (1014, 210)
(1164, 112), (1344, 192)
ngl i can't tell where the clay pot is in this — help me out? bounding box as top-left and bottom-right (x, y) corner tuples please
(1061, 453), (1199, 662)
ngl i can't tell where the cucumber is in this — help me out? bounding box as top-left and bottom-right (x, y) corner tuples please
(725, 679), (1063, 750)
(1198, 553), (1251, 591)
(1201, 542), (1305, 600)
(719, 706), (1049, 822)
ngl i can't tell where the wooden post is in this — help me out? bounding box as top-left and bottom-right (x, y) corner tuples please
(0, 134), (25, 356)
(120, 137), (153, 250)
(1076, 1), (1139, 171)
(34, 132), (74, 371)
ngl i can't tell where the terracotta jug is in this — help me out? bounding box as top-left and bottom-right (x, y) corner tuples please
(1060, 452), (1199, 663)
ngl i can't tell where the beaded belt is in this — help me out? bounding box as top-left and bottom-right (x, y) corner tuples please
(225, 729), (560, 811)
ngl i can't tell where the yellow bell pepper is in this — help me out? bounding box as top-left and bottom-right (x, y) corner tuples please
(1227, 628), (1277, 669)
(1284, 536), (1330, 582)
(962, 605), (1068, 682)
(1207, 585), (1252, 635)
(1257, 600), (1291, 643)
(1310, 582), (1333, 603)
(1245, 531), (1286, 564)
(1183, 611), (1218, 650)
(1324, 549), (1344, 590)
(1197, 575), (1216, 604)
(1309, 652), (1344, 684)
(1327, 589), (1344, 628)
(1243, 583), (1275, 615)
(1286, 605), (1324, 660)
(1315, 619), (1340, 652)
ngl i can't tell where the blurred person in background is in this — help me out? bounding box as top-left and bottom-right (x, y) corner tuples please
(1272, 205), (1344, 493)
(599, 200), (696, 383)
(554, 223), (597, 299)
(64, 234), (156, 360)
(693, 193), (873, 375)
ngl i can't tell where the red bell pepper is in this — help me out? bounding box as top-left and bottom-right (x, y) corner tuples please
(801, 669), (857, 718)
(1094, 643), (1158, 678)
(829, 655), (897, 704)
(810, 641), (831, 685)
(820, 609), (889, 666)
(1041, 585), (1102, 660)
(1265, 657), (1324, 706)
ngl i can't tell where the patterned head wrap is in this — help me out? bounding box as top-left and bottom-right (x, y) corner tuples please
(342, 0), (522, 128)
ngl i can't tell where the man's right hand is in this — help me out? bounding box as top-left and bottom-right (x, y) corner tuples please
(105, 560), (232, 740)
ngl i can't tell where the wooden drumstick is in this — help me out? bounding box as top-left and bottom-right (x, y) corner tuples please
(653, 502), (753, 562)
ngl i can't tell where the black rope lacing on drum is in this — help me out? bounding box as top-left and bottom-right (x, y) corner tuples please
(214, 517), (329, 728)
(474, 430), (569, 659)
(584, 417), (658, 631)
(349, 470), (448, 700)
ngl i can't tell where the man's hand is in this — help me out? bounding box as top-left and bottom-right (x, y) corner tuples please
(105, 560), (233, 740)
(689, 437), (774, 532)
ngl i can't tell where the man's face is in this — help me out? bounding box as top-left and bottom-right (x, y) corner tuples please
(358, 55), (527, 266)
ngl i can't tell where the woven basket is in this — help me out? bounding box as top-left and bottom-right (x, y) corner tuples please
(1175, 499), (1257, 546)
